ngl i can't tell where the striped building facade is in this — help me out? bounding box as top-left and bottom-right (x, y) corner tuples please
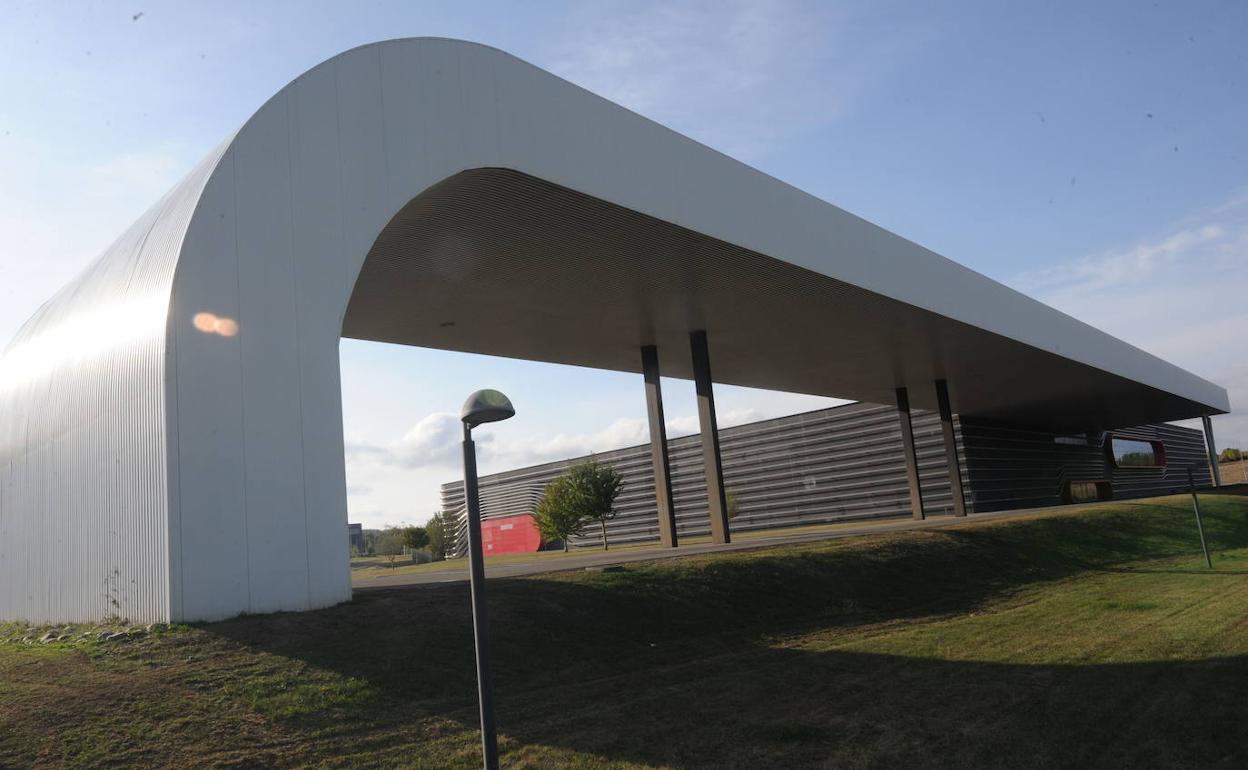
(441, 402), (1212, 551)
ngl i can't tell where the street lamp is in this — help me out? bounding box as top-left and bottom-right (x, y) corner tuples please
(460, 389), (515, 770)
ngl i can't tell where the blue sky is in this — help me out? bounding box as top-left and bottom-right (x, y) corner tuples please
(1, 1), (1245, 527)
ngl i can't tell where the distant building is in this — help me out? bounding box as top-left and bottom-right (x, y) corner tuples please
(442, 402), (1212, 554)
(347, 523), (365, 554)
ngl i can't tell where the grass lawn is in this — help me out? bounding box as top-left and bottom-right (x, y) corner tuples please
(3, 491), (1248, 768)
(349, 513), (964, 581)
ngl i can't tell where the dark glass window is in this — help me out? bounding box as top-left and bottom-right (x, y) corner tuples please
(1110, 437), (1165, 468)
(1065, 479), (1111, 503)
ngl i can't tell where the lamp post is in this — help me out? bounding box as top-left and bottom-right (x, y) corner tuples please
(460, 389), (515, 770)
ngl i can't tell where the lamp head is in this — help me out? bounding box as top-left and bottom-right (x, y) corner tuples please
(461, 389), (515, 428)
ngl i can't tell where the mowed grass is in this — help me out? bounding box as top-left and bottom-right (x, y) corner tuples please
(3, 492), (1248, 769)
(347, 515), (919, 582)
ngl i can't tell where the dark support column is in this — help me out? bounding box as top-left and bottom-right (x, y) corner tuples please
(641, 345), (679, 547)
(895, 387), (925, 521)
(690, 330), (730, 544)
(1202, 415), (1222, 488)
(934, 379), (968, 517)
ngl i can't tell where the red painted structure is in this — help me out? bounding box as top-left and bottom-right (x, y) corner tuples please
(481, 513), (544, 556)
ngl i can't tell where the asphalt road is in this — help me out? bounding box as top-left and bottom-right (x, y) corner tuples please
(353, 506), (1049, 591)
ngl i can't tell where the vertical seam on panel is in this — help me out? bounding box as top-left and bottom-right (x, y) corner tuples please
(170, 296), (185, 622)
(332, 60), (350, 309)
(375, 45), (391, 232)
(331, 59), (352, 597)
(231, 150), (253, 613)
(286, 92), (313, 609)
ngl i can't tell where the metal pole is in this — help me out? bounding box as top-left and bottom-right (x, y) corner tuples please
(895, 387), (925, 521)
(690, 330), (730, 544)
(641, 345), (678, 547)
(934, 379), (968, 517)
(1186, 467), (1213, 570)
(462, 424), (500, 770)
(1201, 415), (1222, 488)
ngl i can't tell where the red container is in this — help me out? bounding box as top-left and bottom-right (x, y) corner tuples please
(481, 513), (544, 556)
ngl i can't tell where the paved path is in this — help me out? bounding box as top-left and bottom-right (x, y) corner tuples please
(353, 506), (1051, 591)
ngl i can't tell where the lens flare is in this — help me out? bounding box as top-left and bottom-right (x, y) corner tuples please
(193, 312), (218, 333)
(214, 318), (239, 337)
(192, 312), (239, 337)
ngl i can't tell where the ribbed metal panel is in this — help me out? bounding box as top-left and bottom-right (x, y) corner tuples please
(0, 148), (224, 624)
(441, 402), (971, 549)
(960, 419), (1211, 512)
(442, 403), (1209, 551)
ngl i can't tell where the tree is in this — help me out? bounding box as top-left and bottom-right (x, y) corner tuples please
(532, 458), (625, 551)
(362, 529), (384, 555)
(532, 476), (586, 552)
(426, 512), (451, 561)
(568, 458), (625, 550)
(725, 488), (741, 519)
(373, 527), (406, 567)
(1220, 448), (1243, 463)
(400, 525), (429, 551)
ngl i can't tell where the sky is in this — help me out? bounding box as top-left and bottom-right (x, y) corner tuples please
(1, 0), (1245, 529)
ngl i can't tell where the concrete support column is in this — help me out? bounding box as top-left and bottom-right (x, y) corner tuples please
(934, 379), (968, 517)
(641, 345), (679, 547)
(895, 387), (925, 520)
(690, 330), (730, 544)
(1202, 415), (1222, 488)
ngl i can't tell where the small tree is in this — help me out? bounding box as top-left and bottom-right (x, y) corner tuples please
(1220, 448), (1243, 463)
(374, 527), (406, 567)
(532, 476), (586, 552)
(532, 459), (625, 551)
(400, 525), (429, 551)
(565, 459), (624, 550)
(426, 512), (450, 561)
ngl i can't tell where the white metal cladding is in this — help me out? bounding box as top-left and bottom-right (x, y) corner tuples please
(0, 146), (226, 623)
(0, 38), (1230, 623)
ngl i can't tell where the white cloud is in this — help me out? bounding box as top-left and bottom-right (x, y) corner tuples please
(1009, 192), (1248, 451)
(665, 407), (762, 437)
(487, 417), (648, 468)
(390, 411), (480, 468)
(545, 0), (898, 160)
(349, 405), (776, 479)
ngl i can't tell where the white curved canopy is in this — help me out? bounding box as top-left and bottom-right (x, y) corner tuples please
(0, 38), (1228, 623)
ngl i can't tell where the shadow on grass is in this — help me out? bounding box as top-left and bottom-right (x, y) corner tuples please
(198, 496), (1248, 768)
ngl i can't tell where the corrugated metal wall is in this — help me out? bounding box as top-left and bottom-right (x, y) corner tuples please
(0, 148), (223, 624)
(442, 402), (971, 549)
(960, 419), (1212, 512)
(443, 403), (1211, 551)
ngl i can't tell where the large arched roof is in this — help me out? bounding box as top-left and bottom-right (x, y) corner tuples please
(0, 38), (1229, 623)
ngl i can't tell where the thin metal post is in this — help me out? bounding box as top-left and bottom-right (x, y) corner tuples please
(1186, 467), (1214, 569)
(690, 330), (730, 544)
(462, 424), (500, 770)
(895, 387), (925, 520)
(641, 345), (678, 547)
(934, 379), (967, 517)
(1202, 415), (1222, 488)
